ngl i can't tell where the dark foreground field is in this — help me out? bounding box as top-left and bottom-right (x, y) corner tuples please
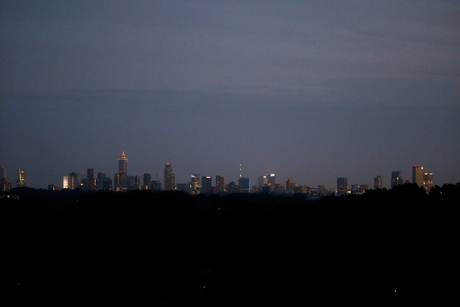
(2, 184), (457, 305)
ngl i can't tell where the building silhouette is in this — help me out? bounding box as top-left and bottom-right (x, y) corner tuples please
(216, 176), (225, 193)
(374, 176), (383, 189)
(286, 178), (296, 194)
(191, 174), (200, 193)
(117, 151), (128, 191)
(412, 165), (425, 187)
(164, 163), (175, 191)
(423, 172), (434, 192)
(201, 176), (212, 194)
(143, 173), (151, 190)
(238, 177), (251, 193)
(69, 172), (79, 190)
(391, 171), (403, 188)
(336, 177), (348, 197)
(17, 169), (26, 187)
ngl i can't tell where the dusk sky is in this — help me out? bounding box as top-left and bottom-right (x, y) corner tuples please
(1, 0), (459, 190)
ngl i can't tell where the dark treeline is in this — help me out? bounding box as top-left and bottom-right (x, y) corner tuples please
(2, 183), (458, 305)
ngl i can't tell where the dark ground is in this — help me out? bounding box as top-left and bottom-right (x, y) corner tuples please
(2, 184), (458, 305)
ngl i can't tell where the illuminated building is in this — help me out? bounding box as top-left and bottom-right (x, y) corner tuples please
(216, 176), (225, 192)
(423, 172), (434, 192)
(374, 176), (383, 189)
(336, 177), (348, 197)
(258, 175), (268, 187)
(69, 172), (79, 190)
(268, 174), (277, 186)
(63, 176), (70, 189)
(164, 163), (175, 191)
(143, 173), (151, 190)
(391, 171), (403, 188)
(412, 165), (424, 187)
(17, 169), (26, 187)
(117, 151), (128, 191)
(351, 184), (368, 195)
(191, 174), (200, 193)
(201, 176), (212, 194)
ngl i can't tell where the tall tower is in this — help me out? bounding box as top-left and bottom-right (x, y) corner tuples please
(164, 163), (175, 191)
(423, 172), (434, 192)
(336, 177), (348, 197)
(118, 151), (128, 191)
(412, 165), (424, 187)
(17, 169), (26, 187)
(216, 176), (225, 193)
(374, 176), (383, 189)
(391, 171), (403, 188)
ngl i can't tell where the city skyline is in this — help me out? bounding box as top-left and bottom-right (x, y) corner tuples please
(1, 1), (459, 190)
(0, 151), (447, 194)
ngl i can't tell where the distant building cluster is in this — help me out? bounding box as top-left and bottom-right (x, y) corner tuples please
(0, 154), (436, 197)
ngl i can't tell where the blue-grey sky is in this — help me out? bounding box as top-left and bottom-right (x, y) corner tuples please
(1, 0), (459, 189)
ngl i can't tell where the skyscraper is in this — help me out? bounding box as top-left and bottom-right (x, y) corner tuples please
(201, 176), (212, 194)
(286, 178), (296, 194)
(336, 177), (348, 197)
(63, 176), (70, 189)
(69, 172), (79, 190)
(391, 171), (403, 188)
(118, 151), (128, 191)
(191, 174), (200, 192)
(164, 163), (175, 191)
(412, 165), (424, 187)
(143, 173), (151, 190)
(423, 172), (434, 192)
(216, 176), (225, 193)
(0, 165), (7, 192)
(374, 176), (383, 189)
(238, 177), (251, 193)
(87, 168), (95, 190)
(17, 169), (26, 187)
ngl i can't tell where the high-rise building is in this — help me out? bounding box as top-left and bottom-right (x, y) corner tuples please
(286, 178), (296, 194)
(412, 165), (424, 187)
(258, 175), (268, 187)
(268, 174), (277, 187)
(336, 177), (348, 197)
(216, 176), (225, 193)
(391, 171), (403, 188)
(17, 169), (26, 187)
(0, 165), (7, 192)
(351, 184), (368, 195)
(191, 174), (200, 192)
(102, 177), (112, 191)
(201, 176), (212, 194)
(143, 173), (152, 190)
(87, 168), (95, 190)
(63, 176), (70, 189)
(0, 165), (6, 181)
(97, 172), (106, 190)
(423, 172), (434, 192)
(374, 176), (383, 189)
(164, 163), (175, 191)
(238, 177), (251, 193)
(69, 172), (79, 190)
(118, 151), (128, 191)
(150, 180), (162, 191)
